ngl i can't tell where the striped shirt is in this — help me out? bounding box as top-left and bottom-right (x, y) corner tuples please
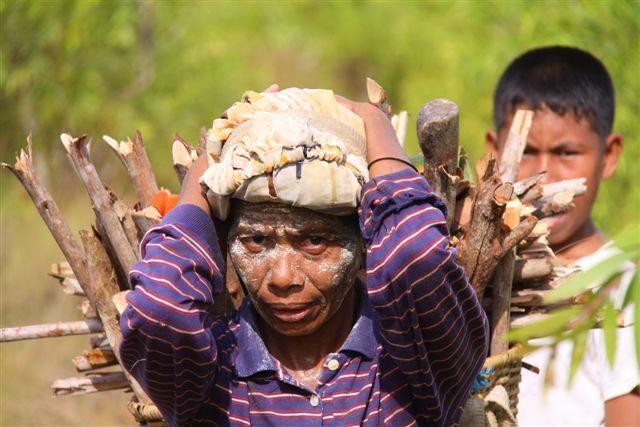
(120, 169), (489, 426)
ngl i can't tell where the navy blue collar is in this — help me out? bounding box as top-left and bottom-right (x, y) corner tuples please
(233, 280), (378, 379)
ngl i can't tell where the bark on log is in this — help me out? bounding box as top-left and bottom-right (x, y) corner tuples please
(0, 320), (103, 342)
(417, 98), (459, 230)
(514, 172), (545, 201)
(490, 249), (515, 356)
(102, 130), (159, 207)
(1, 135), (91, 292)
(61, 134), (138, 283)
(51, 372), (129, 396)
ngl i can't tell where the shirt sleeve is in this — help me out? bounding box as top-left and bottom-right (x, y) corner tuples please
(119, 204), (225, 426)
(359, 169), (489, 426)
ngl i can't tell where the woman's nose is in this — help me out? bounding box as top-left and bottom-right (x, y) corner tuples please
(268, 250), (303, 291)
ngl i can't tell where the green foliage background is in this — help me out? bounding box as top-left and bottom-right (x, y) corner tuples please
(1, 1), (638, 425)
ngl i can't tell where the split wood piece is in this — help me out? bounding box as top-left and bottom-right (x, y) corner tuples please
(73, 347), (118, 372)
(50, 261), (74, 277)
(81, 229), (154, 406)
(510, 288), (590, 307)
(391, 111), (409, 148)
(513, 257), (554, 285)
(61, 133), (138, 283)
(417, 98), (459, 231)
(113, 198), (140, 259)
(0, 319), (103, 342)
(511, 311), (626, 329)
(498, 110), (533, 183)
(514, 172), (545, 202)
(366, 77), (392, 116)
(103, 130), (159, 208)
(51, 372), (129, 396)
(533, 178), (587, 217)
(172, 138), (197, 185)
(198, 127), (208, 155)
(80, 299), (98, 319)
(1, 134), (91, 292)
(131, 207), (161, 238)
(50, 275), (85, 296)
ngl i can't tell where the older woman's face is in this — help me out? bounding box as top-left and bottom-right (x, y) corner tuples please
(228, 203), (362, 337)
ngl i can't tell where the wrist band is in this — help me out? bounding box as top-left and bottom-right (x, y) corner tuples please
(367, 156), (419, 173)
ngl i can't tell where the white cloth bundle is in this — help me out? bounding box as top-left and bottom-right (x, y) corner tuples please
(200, 88), (369, 219)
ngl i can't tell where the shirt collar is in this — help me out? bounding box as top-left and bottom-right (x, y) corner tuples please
(233, 280), (378, 379)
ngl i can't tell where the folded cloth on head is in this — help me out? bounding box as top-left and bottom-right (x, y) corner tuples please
(200, 88), (369, 219)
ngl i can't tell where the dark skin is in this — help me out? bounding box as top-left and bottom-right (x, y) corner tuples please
(178, 91), (414, 390)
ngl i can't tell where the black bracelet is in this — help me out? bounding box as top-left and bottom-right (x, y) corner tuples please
(367, 156), (419, 173)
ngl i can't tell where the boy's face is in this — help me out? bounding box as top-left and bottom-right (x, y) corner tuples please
(228, 203), (362, 337)
(486, 104), (621, 250)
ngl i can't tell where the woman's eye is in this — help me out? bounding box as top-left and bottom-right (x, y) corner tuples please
(299, 236), (327, 254)
(240, 235), (270, 252)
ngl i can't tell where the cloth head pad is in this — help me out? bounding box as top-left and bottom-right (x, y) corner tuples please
(200, 88), (368, 219)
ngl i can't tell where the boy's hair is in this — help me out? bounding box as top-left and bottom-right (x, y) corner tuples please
(493, 46), (615, 140)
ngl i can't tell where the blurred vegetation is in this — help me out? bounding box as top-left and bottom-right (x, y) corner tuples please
(1, 1), (638, 425)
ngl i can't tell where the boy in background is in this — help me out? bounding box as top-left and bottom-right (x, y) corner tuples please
(486, 46), (639, 426)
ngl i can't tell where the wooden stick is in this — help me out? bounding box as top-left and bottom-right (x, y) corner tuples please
(50, 275), (85, 296)
(391, 111), (409, 148)
(80, 229), (155, 405)
(417, 98), (459, 231)
(1, 134), (91, 292)
(0, 320), (103, 342)
(498, 110), (533, 183)
(172, 139), (196, 185)
(513, 257), (554, 284)
(131, 207), (161, 237)
(61, 134), (138, 282)
(50, 261), (74, 277)
(73, 347), (118, 372)
(514, 172), (545, 200)
(80, 299), (98, 319)
(366, 77), (392, 116)
(102, 130), (159, 207)
(51, 372), (129, 396)
(490, 248), (515, 356)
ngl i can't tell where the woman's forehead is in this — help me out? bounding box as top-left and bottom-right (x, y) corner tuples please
(232, 203), (352, 233)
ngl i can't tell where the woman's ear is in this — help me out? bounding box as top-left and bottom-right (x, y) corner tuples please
(601, 133), (623, 180)
(485, 129), (499, 156)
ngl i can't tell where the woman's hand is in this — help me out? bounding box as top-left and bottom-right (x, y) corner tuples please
(336, 95), (413, 178)
(178, 153), (211, 216)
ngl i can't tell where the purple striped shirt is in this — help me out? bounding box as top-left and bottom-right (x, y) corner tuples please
(120, 169), (489, 426)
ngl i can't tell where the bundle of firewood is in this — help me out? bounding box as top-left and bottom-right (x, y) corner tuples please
(416, 100), (586, 357)
(1, 82), (587, 425)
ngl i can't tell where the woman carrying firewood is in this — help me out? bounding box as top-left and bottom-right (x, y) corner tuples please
(119, 86), (488, 426)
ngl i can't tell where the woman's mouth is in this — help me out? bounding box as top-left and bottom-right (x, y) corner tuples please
(268, 303), (314, 323)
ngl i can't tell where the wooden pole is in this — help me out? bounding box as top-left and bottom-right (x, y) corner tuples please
(103, 131), (159, 208)
(51, 372), (129, 396)
(0, 320), (103, 342)
(1, 134), (91, 292)
(417, 98), (459, 231)
(61, 133), (138, 283)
